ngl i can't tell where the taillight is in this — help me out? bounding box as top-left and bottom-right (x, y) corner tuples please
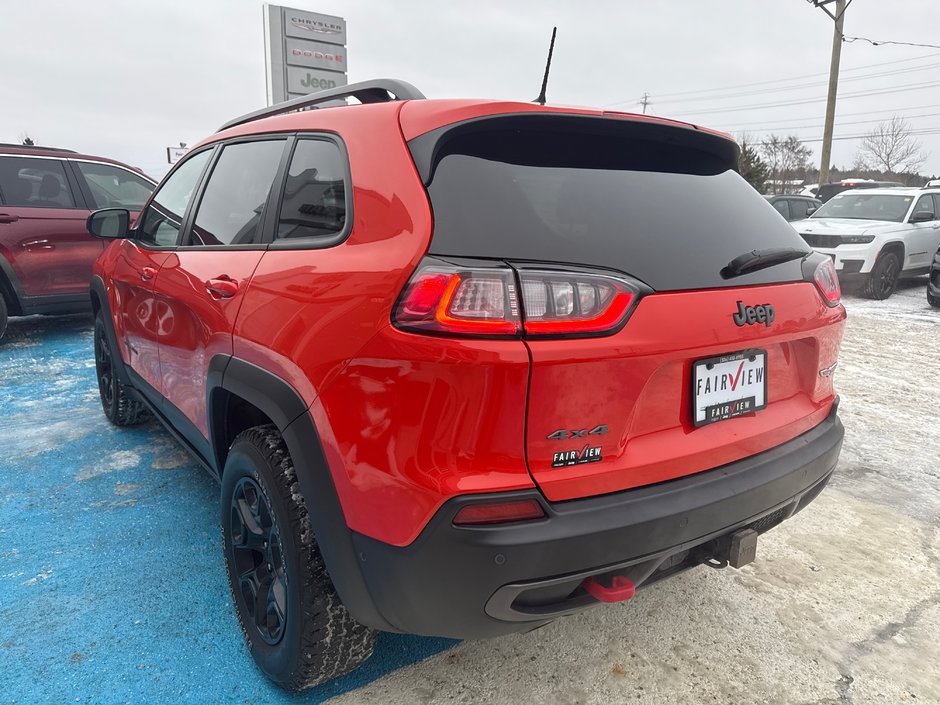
(452, 498), (546, 525)
(518, 270), (637, 336)
(813, 258), (841, 306)
(393, 265), (521, 336)
(393, 259), (640, 338)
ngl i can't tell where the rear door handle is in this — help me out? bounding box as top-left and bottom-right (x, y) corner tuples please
(0, 214), (19, 224)
(205, 277), (238, 299)
(139, 267), (157, 281)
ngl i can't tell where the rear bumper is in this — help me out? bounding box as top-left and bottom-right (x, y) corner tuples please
(350, 403), (844, 639)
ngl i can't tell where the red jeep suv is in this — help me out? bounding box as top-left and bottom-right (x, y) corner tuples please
(0, 144), (155, 339)
(87, 80), (846, 690)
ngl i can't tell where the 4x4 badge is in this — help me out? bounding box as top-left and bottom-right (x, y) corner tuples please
(732, 301), (775, 327)
(546, 425), (608, 441)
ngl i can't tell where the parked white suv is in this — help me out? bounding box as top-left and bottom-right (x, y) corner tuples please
(796, 188), (940, 299)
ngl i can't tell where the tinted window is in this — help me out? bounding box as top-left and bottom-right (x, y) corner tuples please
(788, 199), (809, 220)
(771, 199), (790, 219)
(76, 161), (154, 210)
(137, 150), (211, 246)
(0, 156), (75, 208)
(812, 193), (914, 223)
(912, 195), (936, 220)
(276, 139), (347, 240)
(418, 120), (810, 292)
(188, 140), (284, 246)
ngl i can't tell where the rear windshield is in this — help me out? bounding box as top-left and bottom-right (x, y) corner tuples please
(414, 116), (809, 292)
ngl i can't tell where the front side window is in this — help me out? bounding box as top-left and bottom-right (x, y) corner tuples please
(788, 199), (809, 220)
(0, 156), (75, 208)
(137, 150), (212, 246)
(76, 161), (154, 211)
(811, 193), (913, 223)
(276, 139), (348, 240)
(911, 195), (936, 221)
(187, 140), (285, 246)
(771, 200), (789, 219)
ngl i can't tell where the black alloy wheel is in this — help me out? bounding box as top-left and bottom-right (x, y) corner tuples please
(863, 252), (900, 300)
(228, 476), (289, 645)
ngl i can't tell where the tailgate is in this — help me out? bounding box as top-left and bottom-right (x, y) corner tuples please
(524, 282), (845, 502)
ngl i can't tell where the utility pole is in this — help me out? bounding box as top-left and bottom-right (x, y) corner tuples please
(808, 0), (852, 185)
(639, 92), (651, 114)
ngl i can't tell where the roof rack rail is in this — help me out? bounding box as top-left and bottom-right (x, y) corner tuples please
(218, 78), (425, 132)
(0, 143), (77, 153)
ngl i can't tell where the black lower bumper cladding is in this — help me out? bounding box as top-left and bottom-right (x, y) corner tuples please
(351, 403), (844, 639)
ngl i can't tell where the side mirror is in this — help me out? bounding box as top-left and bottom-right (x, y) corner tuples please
(87, 208), (131, 238)
(806, 206), (817, 217)
(911, 210), (936, 224)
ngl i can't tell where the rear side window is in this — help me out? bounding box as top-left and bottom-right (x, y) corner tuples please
(0, 156), (75, 208)
(276, 139), (347, 241)
(187, 140), (285, 246)
(414, 116), (810, 292)
(137, 149), (211, 246)
(76, 161), (154, 211)
(771, 200), (790, 219)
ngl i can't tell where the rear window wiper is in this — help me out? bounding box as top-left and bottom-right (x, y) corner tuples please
(720, 248), (809, 279)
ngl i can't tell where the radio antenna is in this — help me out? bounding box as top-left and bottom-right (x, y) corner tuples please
(533, 26), (557, 105)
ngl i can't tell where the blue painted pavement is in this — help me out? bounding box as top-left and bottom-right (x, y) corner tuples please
(0, 314), (455, 704)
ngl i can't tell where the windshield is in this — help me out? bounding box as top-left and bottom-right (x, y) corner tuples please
(811, 193), (913, 222)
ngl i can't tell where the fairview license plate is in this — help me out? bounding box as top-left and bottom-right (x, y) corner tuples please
(692, 350), (767, 426)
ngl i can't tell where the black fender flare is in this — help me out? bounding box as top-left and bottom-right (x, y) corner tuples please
(89, 275), (133, 386)
(208, 355), (395, 632)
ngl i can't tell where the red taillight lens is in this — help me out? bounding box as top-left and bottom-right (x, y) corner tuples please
(393, 266), (521, 336)
(813, 258), (841, 306)
(452, 499), (546, 526)
(394, 260), (640, 339)
(518, 271), (637, 336)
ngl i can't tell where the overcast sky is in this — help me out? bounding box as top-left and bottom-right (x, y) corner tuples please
(2, 0), (939, 180)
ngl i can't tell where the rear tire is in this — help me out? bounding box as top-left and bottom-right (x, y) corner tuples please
(862, 252), (901, 300)
(0, 295), (7, 341)
(94, 314), (150, 426)
(221, 425), (375, 690)
(929, 290), (940, 309)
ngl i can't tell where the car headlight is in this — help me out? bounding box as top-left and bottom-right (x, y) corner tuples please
(840, 234), (875, 244)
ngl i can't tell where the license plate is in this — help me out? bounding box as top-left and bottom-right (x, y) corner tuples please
(692, 350), (767, 427)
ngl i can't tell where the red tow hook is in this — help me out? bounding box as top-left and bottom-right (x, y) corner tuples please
(582, 575), (636, 603)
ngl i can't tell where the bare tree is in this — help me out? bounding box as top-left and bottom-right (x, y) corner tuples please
(19, 133), (35, 146)
(856, 116), (927, 175)
(760, 135), (813, 194)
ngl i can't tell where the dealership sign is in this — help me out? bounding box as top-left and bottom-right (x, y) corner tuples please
(264, 5), (347, 105)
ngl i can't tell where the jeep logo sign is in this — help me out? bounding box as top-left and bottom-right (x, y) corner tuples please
(265, 4), (347, 104)
(732, 301), (775, 327)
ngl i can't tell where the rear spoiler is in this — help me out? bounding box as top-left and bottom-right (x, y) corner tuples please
(407, 113), (741, 186)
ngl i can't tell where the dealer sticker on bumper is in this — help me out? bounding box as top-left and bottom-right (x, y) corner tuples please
(692, 350), (767, 426)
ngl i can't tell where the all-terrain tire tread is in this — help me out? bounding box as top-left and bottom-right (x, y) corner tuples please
(226, 425), (375, 691)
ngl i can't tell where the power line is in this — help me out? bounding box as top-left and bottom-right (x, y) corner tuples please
(654, 61), (940, 106)
(719, 103), (940, 130)
(721, 111), (940, 135)
(671, 79), (940, 117)
(843, 35), (940, 50)
(602, 51), (940, 106)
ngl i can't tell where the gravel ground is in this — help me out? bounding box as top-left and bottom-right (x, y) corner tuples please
(326, 278), (940, 705)
(2, 278), (938, 704)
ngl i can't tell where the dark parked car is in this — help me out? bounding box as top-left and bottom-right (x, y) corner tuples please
(765, 194), (821, 221)
(928, 245), (940, 308)
(88, 79), (846, 690)
(816, 180), (904, 203)
(0, 144), (155, 339)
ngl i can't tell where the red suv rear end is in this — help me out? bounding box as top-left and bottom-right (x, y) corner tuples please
(88, 80), (845, 690)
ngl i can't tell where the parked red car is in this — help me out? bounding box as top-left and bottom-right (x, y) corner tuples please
(87, 80), (846, 690)
(0, 144), (155, 338)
